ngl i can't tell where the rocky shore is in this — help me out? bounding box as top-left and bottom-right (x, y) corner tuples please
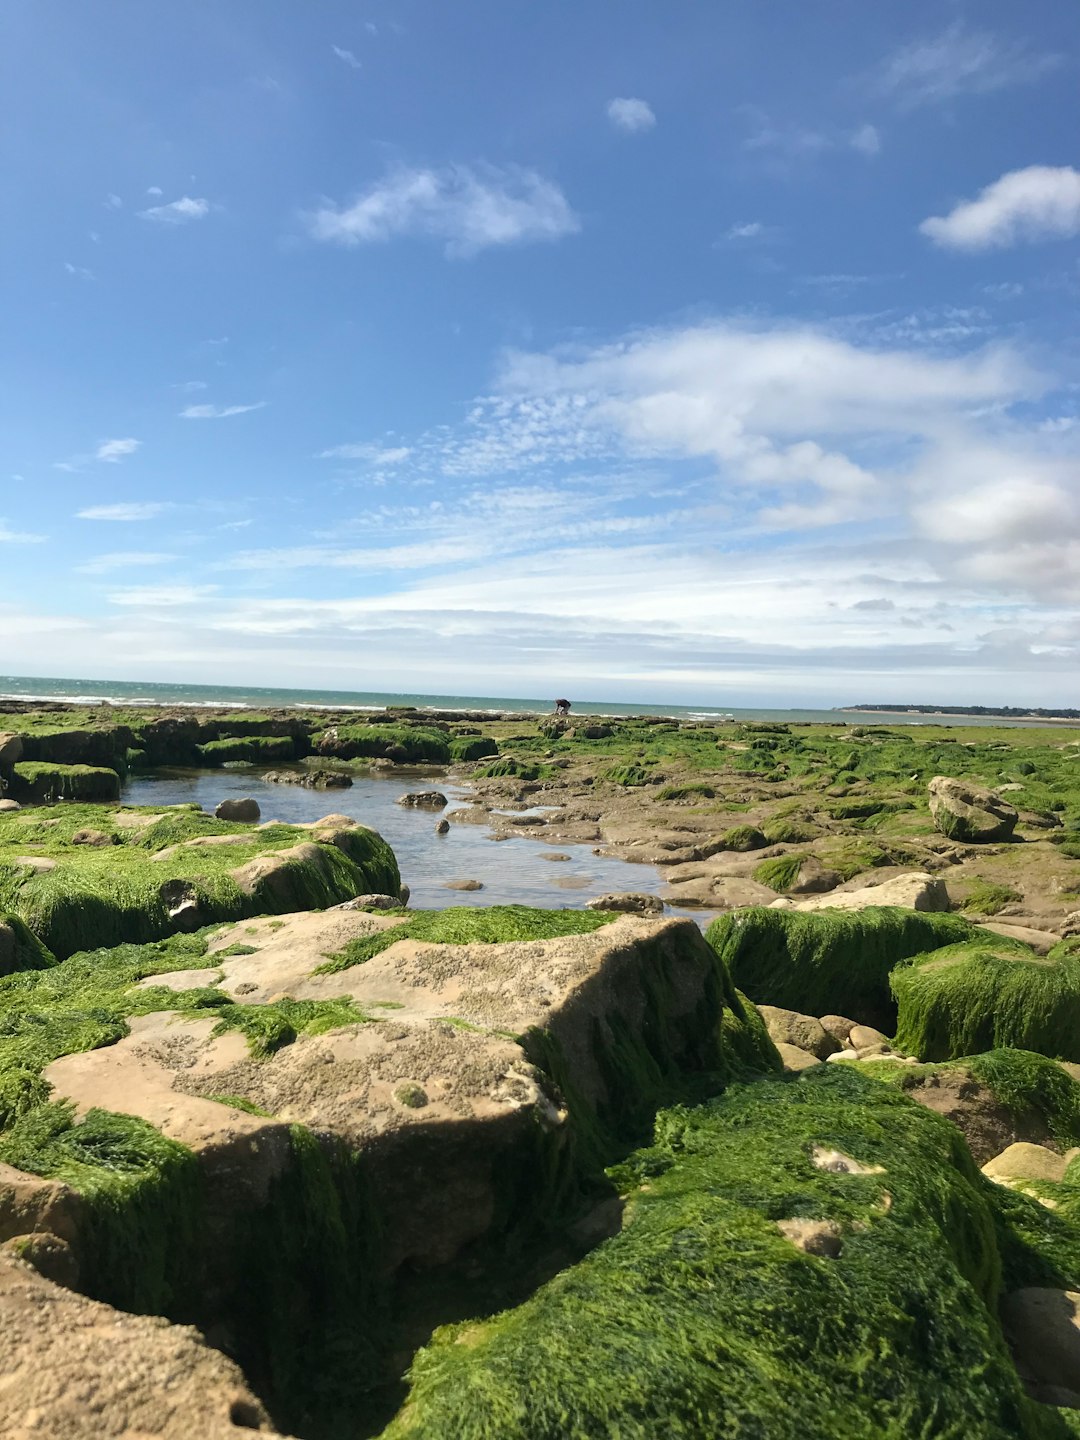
(0, 700), (1079, 1436)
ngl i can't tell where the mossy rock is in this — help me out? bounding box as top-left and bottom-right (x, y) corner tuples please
(961, 880), (1023, 917)
(891, 936), (1080, 1063)
(751, 854), (807, 892)
(196, 736), (296, 766)
(473, 757), (546, 781)
(0, 912), (56, 976)
(707, 906), (973, 1030)
(720, 824), (768, 852)
(10, 762), (121, 803)
(383, 1066), (1052, 1439)
(317, 724), (451, 764)
(0, 808), (400, 959)
(448, 736), (499, 763)
(604, 764), (652, 787)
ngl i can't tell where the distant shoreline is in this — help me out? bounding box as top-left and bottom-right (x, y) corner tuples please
(842, 706), (1080, 726)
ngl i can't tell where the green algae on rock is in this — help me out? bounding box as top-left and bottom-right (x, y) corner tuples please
(0, 806), (400, 959)
(381, 1065), (1059, 1440)
(891, 936), (1080, 1063)
(10, 762), (121, 803)
(706, 906), (973, 1029)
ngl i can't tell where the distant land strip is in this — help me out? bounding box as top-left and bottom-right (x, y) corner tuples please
(844, 704), (1080, 722)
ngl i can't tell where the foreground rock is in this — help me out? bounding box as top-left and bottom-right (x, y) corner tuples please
(214, 797), (261, 823)
(770, 871), (951, 914)
(586, 893), (664, 915)
(0, 1253), (284, 1439)
(928, 775), (1018, 843)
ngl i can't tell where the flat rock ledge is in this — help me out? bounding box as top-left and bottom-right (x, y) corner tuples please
(5, 910), (733, 1433)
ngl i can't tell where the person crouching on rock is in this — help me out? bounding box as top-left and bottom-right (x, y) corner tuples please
(553, 698), (571, 716)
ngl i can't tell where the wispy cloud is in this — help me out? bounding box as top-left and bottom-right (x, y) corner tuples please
(306, 163), (579, 258)
(318, 443), (412, 464)
(54, 437), (141, 472)
(332, 44), (362, 69)
(107, 585), (219, 607)
(722, 221), (773, 242)
(172, 380), (208, 393)
(96, 437), (141, 463)
(146, 186), (163, 196)
(180, 402), (267, 419)
(63, 262), (95, 281)
(0, 519), (46, 544)
(921, 167), (1080, 251)
(76, 503), (171, 522)
(76, 551), (178, 575)
(607, 97), (656, 133)
(743, 112), (881, 161)
(870, 22), (1061, 109)
(139, 196), (210, 224)
(105, 194), (123, 210)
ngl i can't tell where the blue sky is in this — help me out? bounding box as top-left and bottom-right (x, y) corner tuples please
(3, 0), (1079, 706)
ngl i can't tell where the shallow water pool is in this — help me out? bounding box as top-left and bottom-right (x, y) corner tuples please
(121, 766), (693, 916)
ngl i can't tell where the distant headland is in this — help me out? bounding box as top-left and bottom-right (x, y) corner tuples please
(844, 703), (1080, 722)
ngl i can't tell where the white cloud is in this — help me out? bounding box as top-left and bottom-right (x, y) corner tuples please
(0, 519), (45, 543)
(77, 503), (171, 522)
(849, 123), (881, 157)
(95, 437), (141, 463)
(139, 196), (210, 224)
(921, 166), (1080, 251)
(724, 221), (766, 240)
(332, 45), (362, 69)
(105, 194), (123, 210)
(306, 164), (579, 258)
(180, 402), (267, 419)
(607, 98), (656, 133)
(146, 186), (163, 196)
(173, 380), (208, 392)
(871, 22), (1061, 109)
(63, 262), (95, 280)
(318, 443), (412, 464)
(107, 585), (219, 607)
(76, 552), (177, 575)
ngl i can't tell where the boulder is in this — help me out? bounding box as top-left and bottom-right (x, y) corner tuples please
(0, 1253), (281, 1439)
(434, 818), (450, 835)
(978, 920), (1061, 955)
(773, 1042), (822, 1072)
(444, 878), (484, 891)
(586, 893), (664, 916)
(784, 871), (951, 914)
(397, 790), (448, 809)
(848, 1024), (889, 1052)
(928, 776), (1017, 843)
(70, 828), (115, 847)
(757, 1005), (839, 1060)
(214, 797), (261, 823)
(1001, 1289), (1080, 1394)
(0, 799), (20, 812)
(819, 1014), (858, 1047)
(0, 733), (23, 771)
(264, 768), (352, 789)
(983, 1142), (1069, 1187)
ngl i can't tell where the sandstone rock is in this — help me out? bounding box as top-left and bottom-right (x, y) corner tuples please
(849, 1024), (889, 1052)
(819, 1014), (858, 1046)
(983, 1142), (1069, 1187)
(1002, 1289), (1080, 1394)
(214, 797), (261, 823)
(775, 1217), (843, 1258)
(1, 1232), (80, 1289)
(397, 790), (448, 809)
(0, 1253), (283, 1439)
(784, 871), (951, 914)
(264, 768), (352, 789)
(586, 893), (664, 916)
(0, 1164), (82, 1246)
(331, 894), (403, 911)
(70, 828), (114, 847)
(978, 920), (1061, 955)
(775, 1042), (822, 1072)
(0, 799), (20, 812)
(786, 858), (843, 895)
(0, 733), (23, 770)
(757, 1005), (839, 1060)
(826, 1049), (859, 1063)
(444, 878), (484, 891)
(928, 776), (1018, 843)
(1063, 912), (1080, 940)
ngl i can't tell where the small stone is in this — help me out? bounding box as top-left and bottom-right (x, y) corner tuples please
(775, 1218), (843, 1258)
(444, 879), (484, 891)
(849, 1024), (889, 1051)
(826, 1049), (859, 1063)
(819, 1015), (857, 1046)
(758, 1006), (839, 1060)
(397, 790), (448, 809)
(775, 1043), (822, 1073)
(214, 798), (260, 823)
(983, 1142), (1069, 1186)
(71, 828), (115, 848)
(586, 893), (664, 915)
(540, 852), (572, 862)
(434, 819), (450, 835)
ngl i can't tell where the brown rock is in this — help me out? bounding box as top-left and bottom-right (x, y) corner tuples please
(775, 1042), (822, 1072)
(928, 776), (1018, 843)
(757, 1006), (839, 1060)
(819, 1014), (858, 1046)
(978, 921), (1061, 955)
(786, 871), (951, 914)
(70, 828), (115, 847)
(0, 1164), (82, 1246)
(1002, 1289), (1080, 1394)
(444, 878), (484, 891)
(849, 1024), (889, 1052)
(586, 893), (664, 916)
(775, 1218), (843, 1258)
(397, 790), (448, 809)
(983, 1142), (1069, 1187)
(0, 1253), (283, 1439)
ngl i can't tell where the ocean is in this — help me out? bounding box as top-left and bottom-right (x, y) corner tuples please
(0, 674), (1070, 729)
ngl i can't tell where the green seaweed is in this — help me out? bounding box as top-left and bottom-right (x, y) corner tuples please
(449, 736), (500, 762)
(751, 854), (807, 892)
(318, 905), (618, 974)
(10, 761), (121, 803)
(383, 1066), (1054, 1440)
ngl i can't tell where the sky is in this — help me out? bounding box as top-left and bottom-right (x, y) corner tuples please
(2, 0), (1079, 707)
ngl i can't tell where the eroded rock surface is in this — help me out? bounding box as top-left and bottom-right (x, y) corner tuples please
(929, 776), (1018, 844)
